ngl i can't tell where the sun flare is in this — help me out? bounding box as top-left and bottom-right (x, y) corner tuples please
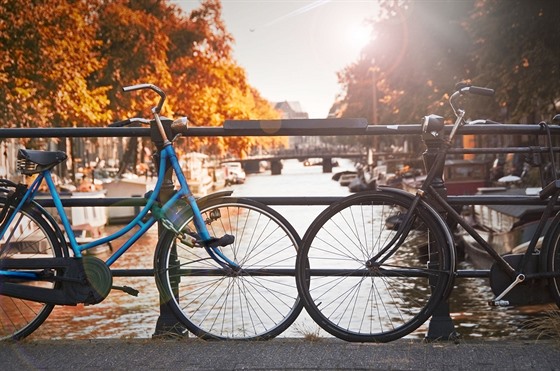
(346, 23), (372, 50)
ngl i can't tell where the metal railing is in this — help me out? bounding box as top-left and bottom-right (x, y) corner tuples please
(3, 120), (560, 338)
(3, 120), (560, 279)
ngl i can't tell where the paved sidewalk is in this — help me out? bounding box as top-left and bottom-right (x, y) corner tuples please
(1, 338), (559, 370)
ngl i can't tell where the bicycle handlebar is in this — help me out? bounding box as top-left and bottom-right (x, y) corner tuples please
(122, 84), (166, 114)
(108, 118), (151, 128)
(462, 85), (494, 97)
(445, 83), (495, 141)
(119, 83), (170, 143)
(451, 84), (494, 106)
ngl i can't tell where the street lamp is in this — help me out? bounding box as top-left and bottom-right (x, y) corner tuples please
(369, 64), (379, 165)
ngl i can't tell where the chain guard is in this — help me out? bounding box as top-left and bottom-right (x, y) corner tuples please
(64, 256), (113, 305)
(490, 254), (552, 305)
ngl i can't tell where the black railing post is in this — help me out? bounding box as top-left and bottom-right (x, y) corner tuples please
(151, 119), (186, 337)
(421, 117), (459, 342)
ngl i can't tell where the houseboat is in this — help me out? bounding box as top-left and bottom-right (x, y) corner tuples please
(402, 159), (491, 195)
(459, 187), (554, 269)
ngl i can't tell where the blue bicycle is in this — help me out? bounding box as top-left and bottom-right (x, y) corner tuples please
(0, 84), (302, 340)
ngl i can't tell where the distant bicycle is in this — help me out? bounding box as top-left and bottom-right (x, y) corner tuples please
(296, 83), (560, 342)
(0, 84), (302, 341)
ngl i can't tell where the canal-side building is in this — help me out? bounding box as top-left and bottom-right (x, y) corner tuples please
(274, 101), (321, 150)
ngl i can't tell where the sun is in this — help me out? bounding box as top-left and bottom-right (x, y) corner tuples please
(346, 23), (372, 51)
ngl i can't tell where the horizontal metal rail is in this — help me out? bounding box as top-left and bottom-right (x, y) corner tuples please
(110, 268), (490, 278)
(2, 122), (560, 139)
(34, 194), (554, 208)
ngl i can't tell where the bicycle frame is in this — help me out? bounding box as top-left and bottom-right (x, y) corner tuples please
(418, 151), (559, 281)
(372, 85), (560, 301)
(0, 128), (236, 281)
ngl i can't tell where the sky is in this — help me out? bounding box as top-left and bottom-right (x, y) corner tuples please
(172, 1), (379, 118)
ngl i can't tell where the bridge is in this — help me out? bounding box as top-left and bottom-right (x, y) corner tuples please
(222, 148), (366, 174)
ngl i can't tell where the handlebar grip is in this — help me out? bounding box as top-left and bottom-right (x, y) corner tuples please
(468, 119), (502, 125)
(122, 84), (166, 98)
(171, 117), (188, 132)
(468, 86), (494, 96)
(108, 119), (131, 128)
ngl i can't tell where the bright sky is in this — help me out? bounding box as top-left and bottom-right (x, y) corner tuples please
(172, 0), (379, 118)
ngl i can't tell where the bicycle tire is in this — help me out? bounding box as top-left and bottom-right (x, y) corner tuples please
(154, 197), (303, 340)
(296, 189), (455, 342)
(544, 212), (560, 307)
(0, 199), (63, 341)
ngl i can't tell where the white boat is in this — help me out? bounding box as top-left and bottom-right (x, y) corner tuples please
(103, 176), (156, 224)
(70, 190), (113, 254)
(183, 152), (214, 196)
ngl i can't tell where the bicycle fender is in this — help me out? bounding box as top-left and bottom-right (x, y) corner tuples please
(196, 190), (233, 204)
(30, 200), (70, 257)
(540, 209), (560, 270)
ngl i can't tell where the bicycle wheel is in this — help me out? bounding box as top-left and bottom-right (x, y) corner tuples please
(155, 197), (302, 340)
(296, 190), (454, 342)
(0, 199), (62, 340)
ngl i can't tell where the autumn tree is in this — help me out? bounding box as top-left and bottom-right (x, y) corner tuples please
(166, 0), (280, 158)
(93, 0), (174, 119)
(0, 0), (282, 159)
(0, 0), (110, 129)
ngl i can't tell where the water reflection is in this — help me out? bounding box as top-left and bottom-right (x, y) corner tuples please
(27, 159), (553, 340)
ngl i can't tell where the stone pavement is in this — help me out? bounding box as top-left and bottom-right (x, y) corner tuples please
(1, 338), (559, 370)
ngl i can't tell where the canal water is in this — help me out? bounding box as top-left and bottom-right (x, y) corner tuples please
(30, 159), (554, 340)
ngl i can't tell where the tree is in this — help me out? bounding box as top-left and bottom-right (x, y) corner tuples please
(466, 0), (560, 122)
(166, 0), (280, 158)
(336, 0), (560, 126)
(335, 1), (476, 154)
(0, 0), (282, 159)
(0, 0), (110, 129)
(337, 0), (476, 127)
(94, 0), (174, 119)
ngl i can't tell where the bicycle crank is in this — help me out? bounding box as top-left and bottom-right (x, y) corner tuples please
(489, 254), (553, 306)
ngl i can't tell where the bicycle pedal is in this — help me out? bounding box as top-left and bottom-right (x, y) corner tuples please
(112, 285), (139, 297)
(489, 300), (509, 307)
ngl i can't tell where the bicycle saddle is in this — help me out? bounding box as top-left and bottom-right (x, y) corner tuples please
(17, 149), (67, 174)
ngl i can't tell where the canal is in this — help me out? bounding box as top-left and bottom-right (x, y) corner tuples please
(29, 159), (553, 340)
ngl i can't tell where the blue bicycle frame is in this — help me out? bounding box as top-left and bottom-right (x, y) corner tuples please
(0, 141), (237, 279)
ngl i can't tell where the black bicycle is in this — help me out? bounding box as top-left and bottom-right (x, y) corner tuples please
(295, 83), (560, 342)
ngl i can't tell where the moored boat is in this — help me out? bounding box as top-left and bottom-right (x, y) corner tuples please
(402, 159), (491, 196)
(102, 176), (156, 224)
(459, 187), (554, 269)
